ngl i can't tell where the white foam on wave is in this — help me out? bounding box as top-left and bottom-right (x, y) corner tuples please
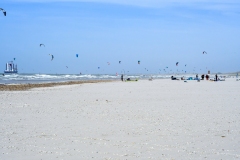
(0, 73), (230, 84)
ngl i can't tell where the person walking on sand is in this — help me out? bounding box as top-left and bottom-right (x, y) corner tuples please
(121, 74), (123, 81)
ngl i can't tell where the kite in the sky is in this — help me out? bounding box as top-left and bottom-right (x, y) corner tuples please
(13, 58), (16, 60)
(98, 67), (100, 69)
(76, 54), (78, 58)
(49, 54), (54, 61)
(119, 61), (121, 64)
(203, 51), (207, 54)
(40, 44), (45, 47)
(107, 62), (110, 65)
(0, 8), (6, 16)
(138, 60), (140, 64)
(66, 66), (68, 68)
(176, 62), (179, 66)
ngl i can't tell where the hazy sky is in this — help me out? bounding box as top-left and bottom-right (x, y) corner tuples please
(1, 0), (239, 74)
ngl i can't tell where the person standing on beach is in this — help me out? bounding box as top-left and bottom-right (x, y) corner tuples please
(206, 74), (209, 80)
(121, 74), (123, 81)
(196, 74), (198, 80)
(215, 74), (218, 81)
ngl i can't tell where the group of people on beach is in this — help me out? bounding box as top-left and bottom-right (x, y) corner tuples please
(120, 74), (139, 82)
(199, 74), (210, 80)
(174, 73), (221, 81)
(121, 73), (223, 81)
(121, 74), (131, 81)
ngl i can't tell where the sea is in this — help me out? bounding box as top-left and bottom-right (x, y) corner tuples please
(0, 73), (168, 84)
(0, 73), (230, 85)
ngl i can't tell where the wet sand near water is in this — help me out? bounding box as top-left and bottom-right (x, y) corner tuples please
(0, 80), (113, 91)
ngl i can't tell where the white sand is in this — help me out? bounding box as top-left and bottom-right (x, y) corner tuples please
(1, 79), (240, 159)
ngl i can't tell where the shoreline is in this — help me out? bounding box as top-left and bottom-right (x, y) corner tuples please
(0, 80), (115, 91)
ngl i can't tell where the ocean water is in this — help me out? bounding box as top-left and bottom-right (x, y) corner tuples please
(0, 73), (228, 84)
(0, 73), (164, 84)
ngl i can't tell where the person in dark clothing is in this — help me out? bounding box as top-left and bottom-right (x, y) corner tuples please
(171, 76), (178, 80)
(201, 74), (204, 80)
(206, 74), (209, 80)
(121, 74), (123, 81)
(196, 74), (198, 79)
(215, 74), (218, 81)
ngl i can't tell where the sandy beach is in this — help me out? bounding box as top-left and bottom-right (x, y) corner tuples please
(1, 78), (240, 159)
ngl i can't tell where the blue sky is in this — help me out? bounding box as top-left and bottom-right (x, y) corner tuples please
(0, 0), (239, 74)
